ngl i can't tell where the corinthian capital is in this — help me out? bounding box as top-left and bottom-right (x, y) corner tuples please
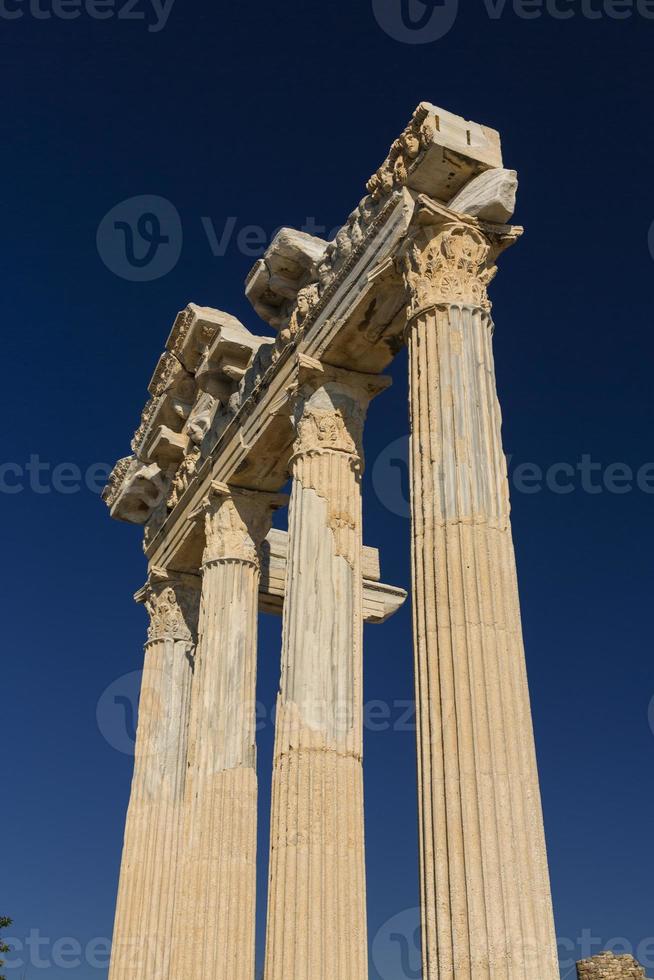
(400, 197), (522, 322)
(202, 481), (288, 567)
(135, 568), (201, 644)
(290, 355), (391, 463)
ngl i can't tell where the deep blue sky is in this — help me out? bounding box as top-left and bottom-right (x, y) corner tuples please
(3, 2), (654, 978)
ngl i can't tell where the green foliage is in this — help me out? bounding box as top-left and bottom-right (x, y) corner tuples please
(0, 917), (12, 980)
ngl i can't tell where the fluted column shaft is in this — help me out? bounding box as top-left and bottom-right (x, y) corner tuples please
(402, 212), (558, 980)
(171, 483), (284, 980)
(265, 360), (389, 980)
(108, 572), (199, 980)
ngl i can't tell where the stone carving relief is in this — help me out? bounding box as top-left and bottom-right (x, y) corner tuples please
(103, 456), (134, 509)
(203, 486), (282, 567)
(242, 102), (503, 379)
(402, 222), (495, 317)
(142, 578), (200, 644)
(167, 445), (201, 511)
(294, 406), (359, 459)
(291, 377), (371, 463)
(104, 104), (512, 548)
(291, 392), (363, 568)
(366, 103), (434, 203)
(168, 305), (221, 372)
(236, 341), (276, 406)
(243, 108), (436, 363)
(274, 283), (321, 362)
(143, 499), (168, 550)
(103, 457), (167, 524)
(185, 391), (217, 446)
(204, 495), (259, 566)
(168, 307), (194, 358)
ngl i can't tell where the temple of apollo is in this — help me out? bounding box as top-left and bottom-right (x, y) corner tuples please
(103, 101), (561, 980)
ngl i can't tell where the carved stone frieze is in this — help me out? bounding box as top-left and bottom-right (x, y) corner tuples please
(143, 499), (169, 551)
(132, 390), (193, 458)
(103, 457), (167, 524)
(145, 426), (188, 469)
(102, 456), (134, 509)
(167, 306), (194, 358)
(131, 398), (159, 456)
(273, 282), (320, 363)
(147, 351), (191, 400)
(245, 229), (328, 330)
(106, 104), (508, 547)
(194, 316), (269, 399)
(366, 103), (433, 203)
(167, 444), (202, 511)
(166, 304), (228, 374)
(185, 392), (217, 447)
(245, 101), (503, 375)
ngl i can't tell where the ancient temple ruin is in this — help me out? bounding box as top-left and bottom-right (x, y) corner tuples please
(103, 101), (559, 980)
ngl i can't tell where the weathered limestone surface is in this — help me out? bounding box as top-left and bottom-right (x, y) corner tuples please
(171, 484), (285, 980)
(578, 954), (649, 980)
(264, 357), (389, 980)
(108, 571), (199, 980)
(259, 527), (407, 624)
(401, 200), (557, 980)
(103, 100), (562, 980)
(448, 166), (518, 223)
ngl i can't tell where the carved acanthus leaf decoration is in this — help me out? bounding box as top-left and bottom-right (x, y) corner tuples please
(168, 307), (194, 357)
(143, 579), (200, 644)
(402, 223), (495, 318)
(294, 407), (360, 458)
(149, 352), (179, 398)
(102, 456), (134, 508)
(203, 487), (283, 567)
(131, 397), (160, 455)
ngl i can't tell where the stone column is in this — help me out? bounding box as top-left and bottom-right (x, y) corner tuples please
(171, 482), (285, 980)
(264, 357), (389, 980)
(401, 205), (559, 980)
(108, 569), (200, 980)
